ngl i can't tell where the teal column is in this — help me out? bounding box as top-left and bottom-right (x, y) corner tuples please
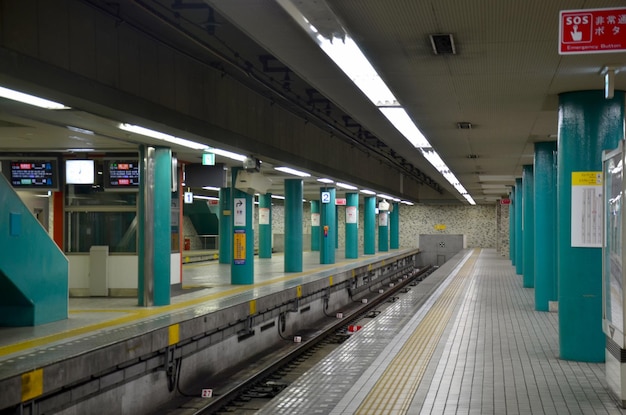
(378, 201), (389, 252)
(231, 167), (254, 284)
(310, 200), (320, 251)
(219, 187), (232, 264)
(510, 188), (515, 264)
(364, 196), (376, 255)
(534, 141), (557, 311)
(558, 90), (624, 362)
(320, 187), (336, 264)
(285, 179), (303, 271)
(345, 192), (358, 259)
(258, 193), (272, 258)
(138, 145), (171, 306)
(515, 178), (523, 275)
(522, 164), (534, 288)
(390, 202), (399, 249)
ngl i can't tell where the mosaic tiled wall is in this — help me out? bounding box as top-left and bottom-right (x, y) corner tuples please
(496, 203), (510, 257)
(252, 203), (497, 250)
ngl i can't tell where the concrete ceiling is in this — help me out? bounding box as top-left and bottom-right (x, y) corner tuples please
(1, 0), (625, 204)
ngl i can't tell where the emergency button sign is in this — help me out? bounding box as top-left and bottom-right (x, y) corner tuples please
(559, 7), (626, 54)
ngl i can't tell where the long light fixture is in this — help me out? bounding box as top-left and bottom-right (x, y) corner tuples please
(119, 123), (208, 150)
(0, 86), (69, 110)
(193, 195), (219, 201)
(336, 182), (357, 190)
(360, 189), (376, 195)
(205, 147), (247, 162)
(274, 166), (311, 177)
(275, 1), (475, 205)
(317, 178), (334, 184)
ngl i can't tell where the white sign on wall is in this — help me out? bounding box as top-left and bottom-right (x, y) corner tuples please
(234, 198), (246, 226)
(311, 212), (320, 227)
(259, 207), (270, 225)
(571, 171), (602, 247)
(346, 206), (357, 224)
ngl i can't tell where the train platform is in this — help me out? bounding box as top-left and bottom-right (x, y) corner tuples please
(0, 248), (419, 413)
(259, 248), (625, 415)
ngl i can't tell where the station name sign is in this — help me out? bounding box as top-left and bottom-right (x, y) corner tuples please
(559, 7), (626, 54)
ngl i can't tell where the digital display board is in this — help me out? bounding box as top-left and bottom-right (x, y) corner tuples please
(105, 160), (140, 189)
(3, 159), (59, 190)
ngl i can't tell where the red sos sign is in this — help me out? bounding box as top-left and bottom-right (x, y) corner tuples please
(561, 12), (593, 44)
(559, 7), (626, 54)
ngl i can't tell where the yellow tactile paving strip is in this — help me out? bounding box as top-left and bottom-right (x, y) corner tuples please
(0, 256), (364, 358)
(354, 248), (479, 415)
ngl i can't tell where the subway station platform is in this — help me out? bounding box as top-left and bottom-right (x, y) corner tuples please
(259, 249), (625, 415)
(0, 248), (419, 414)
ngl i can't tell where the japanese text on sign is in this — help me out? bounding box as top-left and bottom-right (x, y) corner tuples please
(559, 7), (626, 54)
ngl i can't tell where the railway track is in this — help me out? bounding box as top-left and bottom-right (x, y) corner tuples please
(158, 265), (434, 415)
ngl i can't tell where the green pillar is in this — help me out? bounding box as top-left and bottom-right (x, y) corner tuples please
(510, 188), (515, 264)
(345, 192), (358, 259)
(258, 193), (272, 258)
(138, 145), (171, 306)
(285, 179), (303, 271)
(534, 141), (557, 311)
(515, 178), (523, 275)
(320, 187), (336, 264)
(310, 200), (320, 251)
(558, 90), (624, 362)
(364, 196), (376, 255)
(378, 200), (389, 252)
(231, 168), (254, 284)
(522, 164), (534, 288)
(219, 187), (232, 264)
(390, 202), (399, 249)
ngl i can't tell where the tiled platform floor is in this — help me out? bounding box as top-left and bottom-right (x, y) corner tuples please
(261, 249), (625, 415)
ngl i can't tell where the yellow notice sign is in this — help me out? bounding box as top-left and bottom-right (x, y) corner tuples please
(572, 171), (602, 186)
(434, 224), (446, 231)
(234, 231), (246, 264)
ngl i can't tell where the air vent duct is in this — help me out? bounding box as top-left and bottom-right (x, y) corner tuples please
(429, 34), (456, 55)
(457, 122), (472, 129)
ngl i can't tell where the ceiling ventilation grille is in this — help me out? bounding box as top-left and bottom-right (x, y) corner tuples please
(429, 34), (456, 55)
(457, 122), (472, 129)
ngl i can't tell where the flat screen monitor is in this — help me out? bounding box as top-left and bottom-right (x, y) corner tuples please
(104, 159), (140, 190)
(6, 159), (59, 190)
(65, 159), (95, 185)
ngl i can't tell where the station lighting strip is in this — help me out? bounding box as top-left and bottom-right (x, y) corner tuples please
(274, 0), (475, 205)
(0, 84), (419, 205)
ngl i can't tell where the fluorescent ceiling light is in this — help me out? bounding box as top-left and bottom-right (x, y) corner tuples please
(316, 35), (398, 107)
(66, 148), (95, 152)
(317, 178), (334, 184)
(271, 194), (285, 200)
(377, 193), (393, 199)
(67, 126), (94, 135)
(119, 123), (208, 150)
(0, 86), (70, 110)
(336, 182), (357, 190)
(464, 194), (476, 205)
(380, 107), (430, 148)
(206, 148), (247, 162)
(193, 195), (219, 201)
(274, 166), (311, 177)
(401, 200), (414, 205)
(202, 186), (220, 191)
(360, 189), (376, 195)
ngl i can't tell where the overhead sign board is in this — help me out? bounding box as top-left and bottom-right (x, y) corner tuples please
(559, 7), (626, 54)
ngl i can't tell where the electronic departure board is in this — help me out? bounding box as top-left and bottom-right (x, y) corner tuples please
(7, 160), (59, 189)
(105, 160), (140, 189)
